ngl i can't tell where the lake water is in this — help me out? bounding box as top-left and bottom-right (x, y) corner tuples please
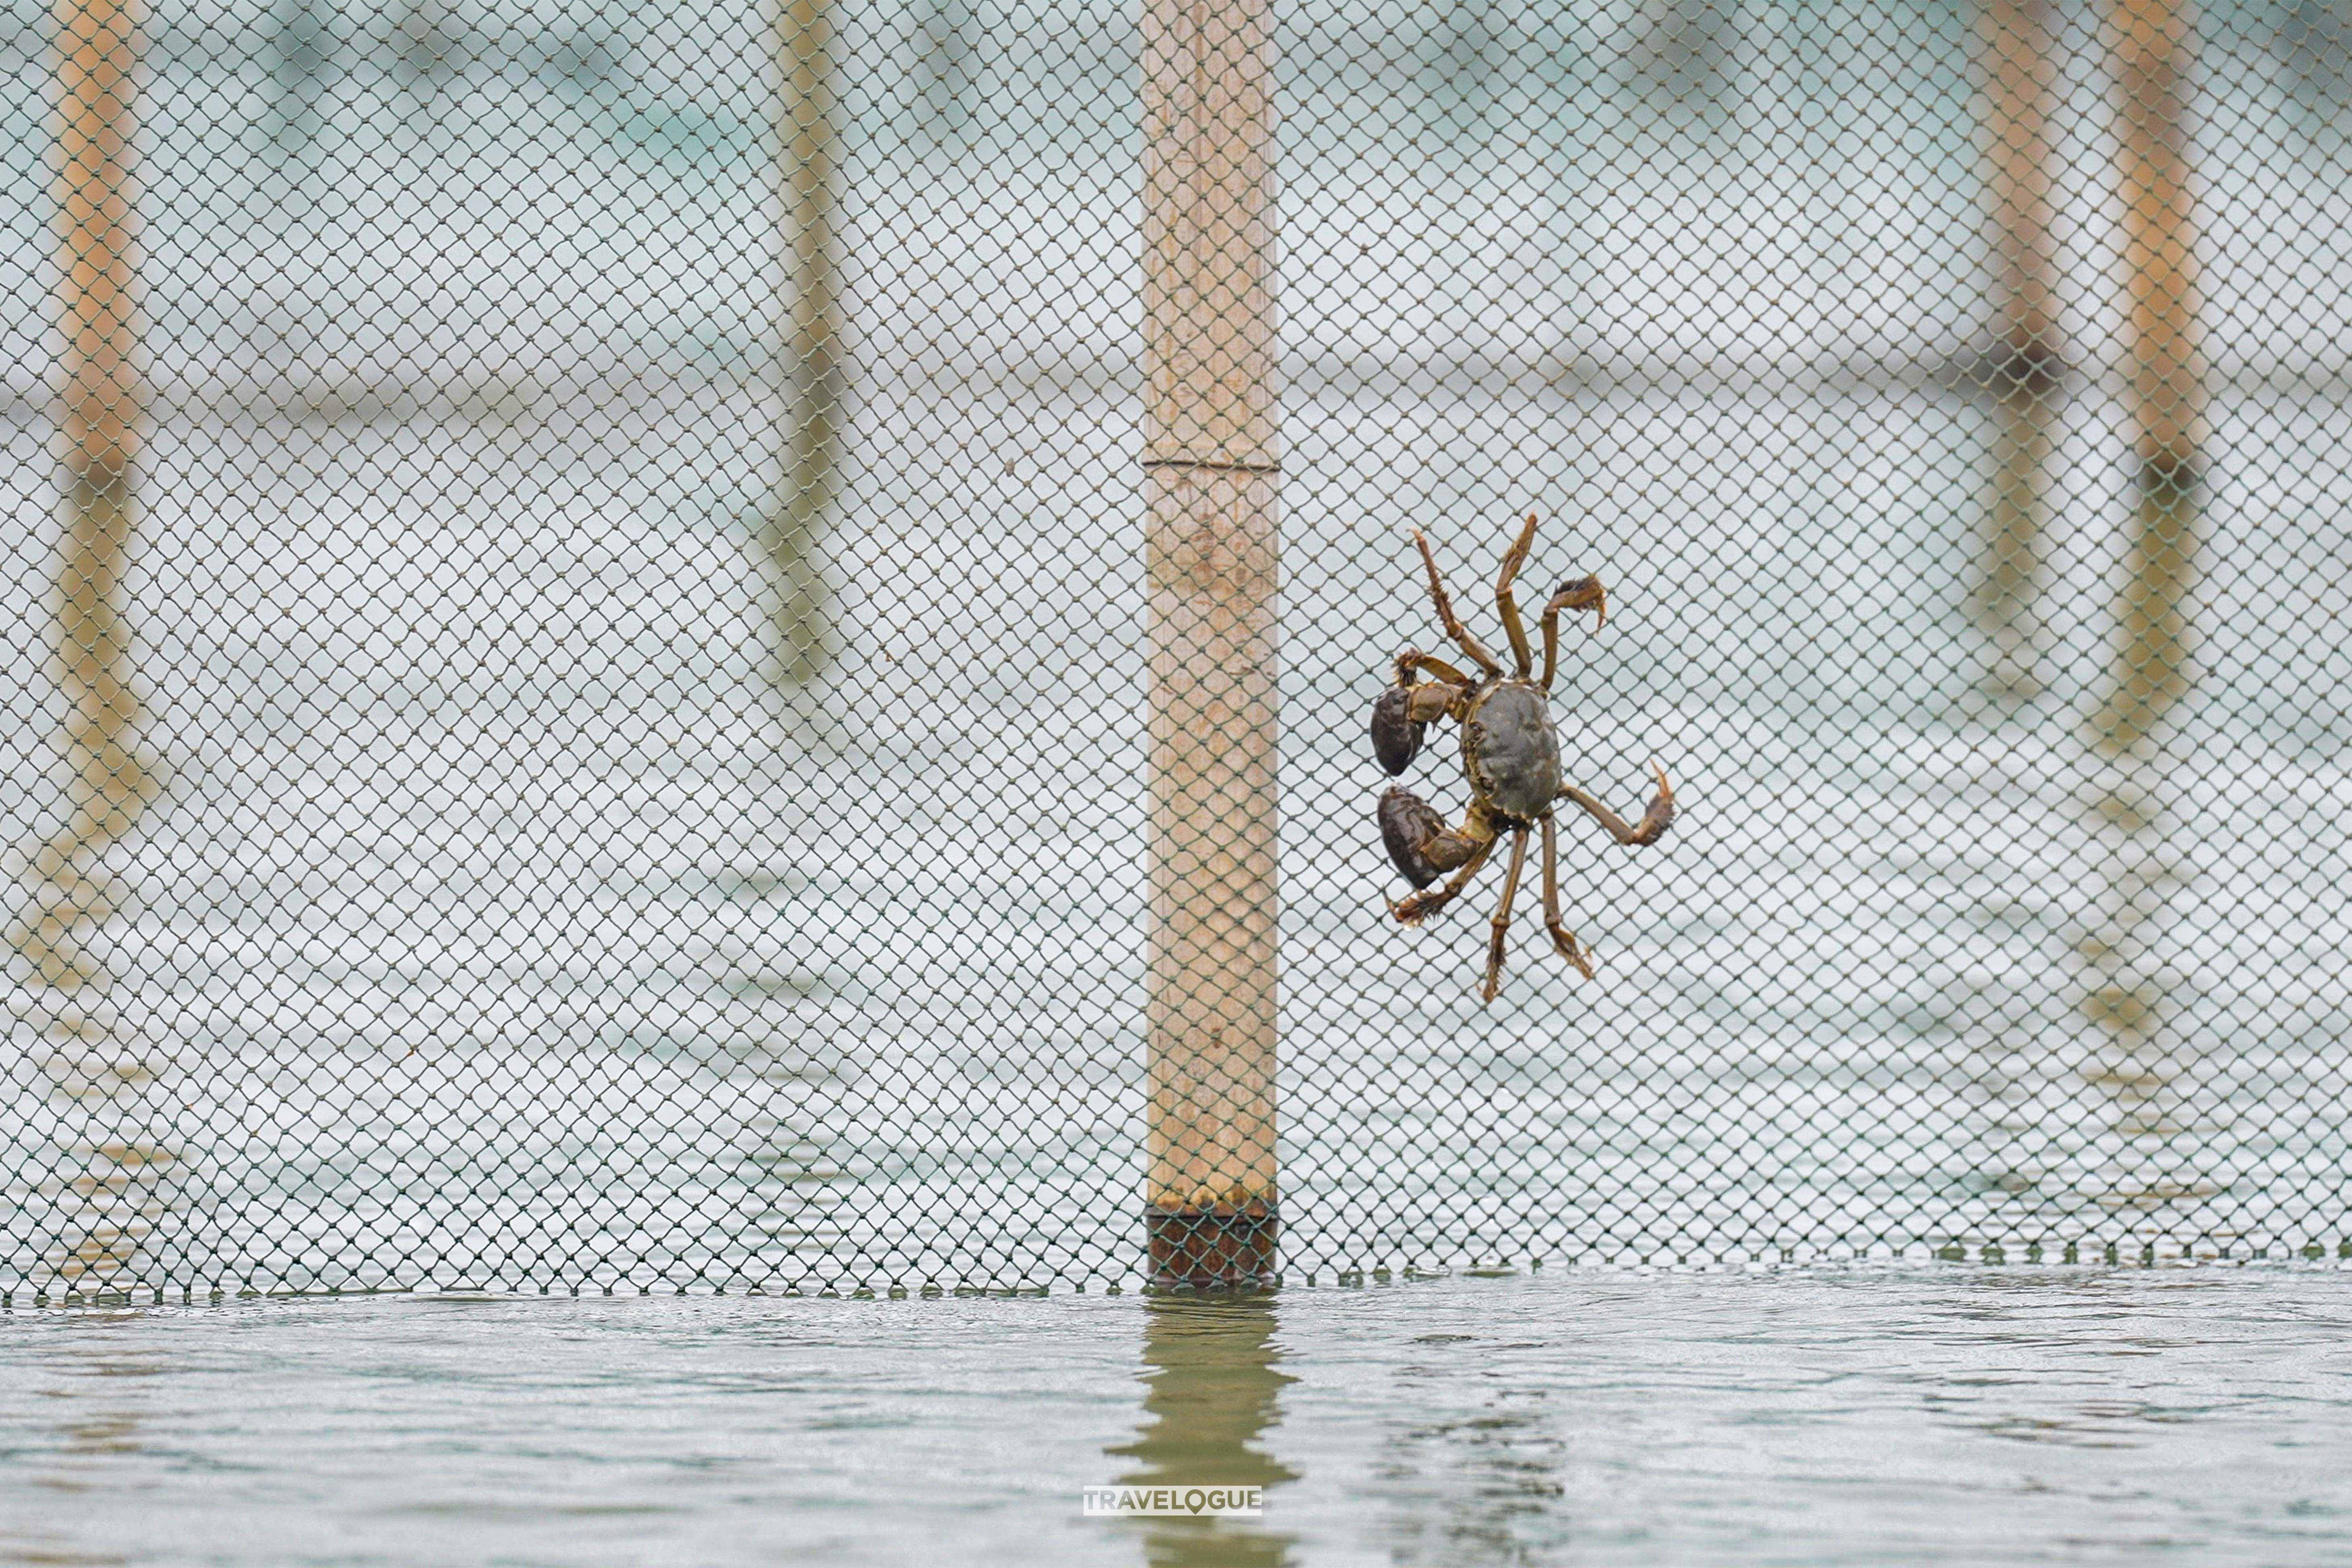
(3, 1266), (2349, 1566)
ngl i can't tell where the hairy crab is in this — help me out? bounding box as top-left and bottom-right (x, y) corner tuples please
(1373, 513), (1675, 1001)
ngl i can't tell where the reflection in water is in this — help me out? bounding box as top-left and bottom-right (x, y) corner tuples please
(0, 1330), (151, 1566)
(2075, 757), (2206, 1214)
(1110, 1295), (1296, 1568)
(1382, 1362), (1567, 1566)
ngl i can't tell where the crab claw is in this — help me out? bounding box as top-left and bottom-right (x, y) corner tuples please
(1370, 686), (1425, 776)
(1378, 786), (1448, 889)
(1548, 575), (1608, 631)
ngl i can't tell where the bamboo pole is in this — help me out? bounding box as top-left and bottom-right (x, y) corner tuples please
(2069, 0), (2205, 1223)
(1972, 0), (2064, 700)
(765, 0), (839, 687)
(2093, 0), (2203, 753)
(1141, 0), (1281, 1287)
(13, 0), (169, 1300)
(9, 0), (154, 991)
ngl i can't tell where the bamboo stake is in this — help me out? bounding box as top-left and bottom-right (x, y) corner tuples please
(1141, 0), (1281, 1286)
(2071, 0), (2205, 1225)
(1973, 0), (2064, 700)
(765, 0), (839, 687)
(12, 0), (169, 1299)
(9, 0), (154, 991)
(2093, 0), (2203, 753)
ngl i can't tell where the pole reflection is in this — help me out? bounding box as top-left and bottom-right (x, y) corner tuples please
(1109, 1293), (1297, 1568)
(0, 1328), (152, 1566)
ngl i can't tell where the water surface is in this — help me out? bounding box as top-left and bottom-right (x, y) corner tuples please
(3, 1266), (2347, 1565)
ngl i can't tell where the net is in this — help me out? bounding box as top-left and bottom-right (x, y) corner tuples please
(4, 0), (2348, 1299)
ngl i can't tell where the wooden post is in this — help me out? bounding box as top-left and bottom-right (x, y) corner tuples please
(14, 0), (166, 1298)
(9, 0), (153, 991)
(766, 0), (839, 687)
(1973, 0), (2064, 700)
(2071, 0), (2204, 1222)
(2093, 0), (2203, 752)
(1140, 0), (1280, 1286)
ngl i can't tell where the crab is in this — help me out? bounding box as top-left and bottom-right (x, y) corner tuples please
(1372, 513), (1675, 1002)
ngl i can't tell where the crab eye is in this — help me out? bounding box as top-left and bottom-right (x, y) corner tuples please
(1370, 686), (1424, 776)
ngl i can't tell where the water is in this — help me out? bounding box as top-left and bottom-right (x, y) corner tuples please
(2, 1266), (2349, 1565)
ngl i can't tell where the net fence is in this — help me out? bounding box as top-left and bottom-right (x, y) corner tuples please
(5, 0), (2350, 1300)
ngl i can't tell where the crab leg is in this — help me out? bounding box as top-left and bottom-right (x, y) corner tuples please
(1413, 530), (1503, 676)
(1558, 761), (1676, 846)
(1393, 647), (1476, 691)
(1494, 511), (1539, 678)
(1389, 817), (1497, 924)
(1540, 812), (1596, 979)
(1537, 575), (1608, 693)
(1405, 682), (1464, 721)
(1482, 826), (1532, 1002)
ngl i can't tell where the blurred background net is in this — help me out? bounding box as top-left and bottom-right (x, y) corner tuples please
(5, 0), (2350, 1299)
